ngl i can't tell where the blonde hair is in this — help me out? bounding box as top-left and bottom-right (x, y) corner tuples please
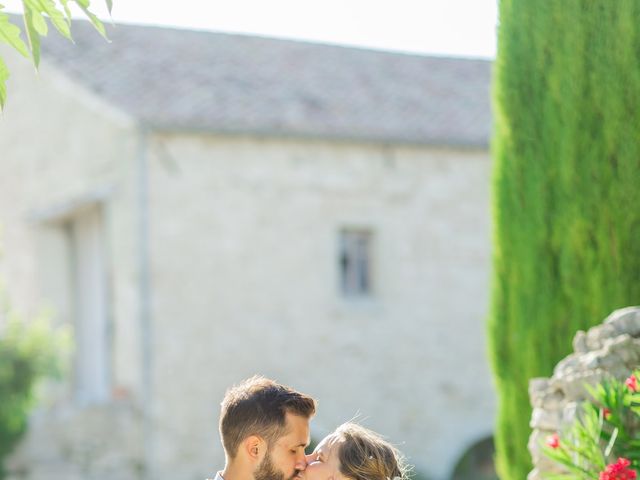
(332, 423), (409, 480)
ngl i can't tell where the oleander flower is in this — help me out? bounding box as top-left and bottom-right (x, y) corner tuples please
(545, 433), (560, 449)
(599, 458), (637, 480)
(625, 374), (638, 393)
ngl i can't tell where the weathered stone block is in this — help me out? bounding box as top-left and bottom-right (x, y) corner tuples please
(573, 330), (588, 353)
(529, 378), (551, 407)
(530, 407), (561, 430)
(604, 306), (640, 337)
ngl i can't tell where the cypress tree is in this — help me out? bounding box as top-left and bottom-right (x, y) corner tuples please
(489, 1), (640, 478)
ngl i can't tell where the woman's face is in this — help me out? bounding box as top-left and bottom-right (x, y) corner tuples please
(303, 434), (345, 480)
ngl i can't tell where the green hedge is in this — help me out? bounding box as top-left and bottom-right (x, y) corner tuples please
(0, 314), (67, 479)
(488, 1), (640, 479)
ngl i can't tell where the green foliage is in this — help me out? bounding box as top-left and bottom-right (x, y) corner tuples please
(0, 0), (110, 108)
(542, 372), (640, 479)
(543, 406), (608, 479)
(0, 307), (69, 479)
(489, 1), (640, 478)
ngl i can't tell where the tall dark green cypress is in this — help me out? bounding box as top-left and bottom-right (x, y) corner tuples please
(489, 1), (640, 478)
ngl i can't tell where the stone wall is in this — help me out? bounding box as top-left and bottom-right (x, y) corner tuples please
(528, 307), (640, 479)
(7, 400), (143, 480)
(145, 132), (495, 480)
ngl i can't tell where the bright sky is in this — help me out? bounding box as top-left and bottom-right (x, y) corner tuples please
(3, 0), (498, 58)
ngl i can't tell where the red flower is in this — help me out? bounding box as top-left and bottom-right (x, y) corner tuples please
(599, 458), (637, 480)
(603, 408), (612, 420)
(545, 433), (560, 449)
(625, 374), (638, 393)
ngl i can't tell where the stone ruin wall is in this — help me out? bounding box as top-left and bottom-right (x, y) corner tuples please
(7, 401), (143, 480)
(528, 306), (640, 480)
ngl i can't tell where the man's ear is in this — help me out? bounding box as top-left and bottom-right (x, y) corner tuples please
(243, 435), (266, 462)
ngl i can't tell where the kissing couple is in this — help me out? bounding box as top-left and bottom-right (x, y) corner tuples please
(210, 376), (408, 480)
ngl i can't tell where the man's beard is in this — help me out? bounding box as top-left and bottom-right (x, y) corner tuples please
(254, 451), (300, 480)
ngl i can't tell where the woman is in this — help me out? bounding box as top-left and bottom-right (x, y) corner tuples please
(304, 423), (408, 480)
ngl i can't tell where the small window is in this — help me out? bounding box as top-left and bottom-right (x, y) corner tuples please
(339, 229), (373, 297)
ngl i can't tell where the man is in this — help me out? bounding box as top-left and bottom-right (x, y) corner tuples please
(212, 376), (316, 480)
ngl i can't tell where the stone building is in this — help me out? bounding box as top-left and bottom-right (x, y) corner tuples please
(0, 19), (494, 480)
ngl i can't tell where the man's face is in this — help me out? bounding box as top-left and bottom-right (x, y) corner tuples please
(255, 413), (310, 480)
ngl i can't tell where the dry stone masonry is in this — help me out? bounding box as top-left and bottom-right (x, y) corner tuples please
(527, 307), (640, 479)
(7, 400), (142, 480)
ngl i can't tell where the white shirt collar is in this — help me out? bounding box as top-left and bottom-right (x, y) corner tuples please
(212, 472), (225, 480)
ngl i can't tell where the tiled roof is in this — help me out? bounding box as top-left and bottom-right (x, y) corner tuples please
(40, 20), (493, 146)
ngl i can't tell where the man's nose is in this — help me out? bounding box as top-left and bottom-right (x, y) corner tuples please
(295, 452), (307, 471)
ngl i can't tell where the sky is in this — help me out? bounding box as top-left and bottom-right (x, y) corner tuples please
(2, 0), (498, 59)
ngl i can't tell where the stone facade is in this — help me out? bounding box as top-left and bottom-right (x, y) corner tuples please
(0, 46), (495, 480)
(7, 400), (143, 480)
(143, 132), (495, 480)
(528, 307), (640, 479)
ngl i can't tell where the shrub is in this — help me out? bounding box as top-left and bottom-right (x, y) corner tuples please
(542, 371), (640, 479)
(0, 309), (69, 479)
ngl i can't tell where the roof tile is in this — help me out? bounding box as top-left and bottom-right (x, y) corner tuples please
(40, 20), (493, 146)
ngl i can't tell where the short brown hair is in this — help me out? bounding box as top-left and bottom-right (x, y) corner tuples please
(219, 376), (316, 458)
(333, 423), (408, 480)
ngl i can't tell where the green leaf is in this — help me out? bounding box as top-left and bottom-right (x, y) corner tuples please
(0, 56), (8, 109)
(59, 0), (72, 20)
(25, 7), (47, 36)
(105, 0), (112, 14)
(544, 474), (585, 480)
(0, 0), (110, 108)
(0, 9), (30, 58)
(604, 427), (618, 457)
(22, 8), (42, 67)
(23, 0), (72, 38)
(73, 0), (107, 39)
